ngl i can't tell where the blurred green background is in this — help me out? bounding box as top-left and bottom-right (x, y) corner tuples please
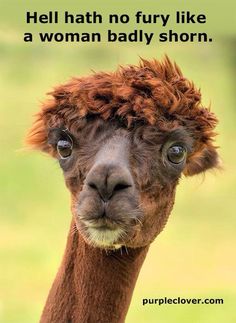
(0, 1), (235, 322)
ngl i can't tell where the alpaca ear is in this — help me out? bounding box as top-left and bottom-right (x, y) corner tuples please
(25, 113), (47, 152)
(182, 105), (220, 176)
(184, 144), (220, 176)
(25, 99), (58, 156)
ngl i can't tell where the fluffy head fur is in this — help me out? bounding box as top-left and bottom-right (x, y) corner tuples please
(26, 56), (218, 176)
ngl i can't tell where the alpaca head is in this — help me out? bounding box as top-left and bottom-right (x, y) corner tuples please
(26, 57), (219, 249)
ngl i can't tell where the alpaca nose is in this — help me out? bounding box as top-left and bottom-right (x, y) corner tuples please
(86, 164), (133, 201)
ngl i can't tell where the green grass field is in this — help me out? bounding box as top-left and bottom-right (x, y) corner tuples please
(0, 1), (235, 322)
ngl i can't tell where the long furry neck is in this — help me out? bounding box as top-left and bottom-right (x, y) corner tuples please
(40, 219), (149, 323)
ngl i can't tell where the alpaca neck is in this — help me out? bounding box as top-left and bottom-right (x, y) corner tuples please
(40, 219), (149, 323)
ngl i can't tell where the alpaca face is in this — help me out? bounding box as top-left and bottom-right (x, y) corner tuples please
(47, 117), (194, 249)
(26, 57), (219, 249)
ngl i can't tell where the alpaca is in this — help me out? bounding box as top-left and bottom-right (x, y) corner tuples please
(26, 56), (219, 323)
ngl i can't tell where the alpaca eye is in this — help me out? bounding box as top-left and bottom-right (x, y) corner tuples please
(57, 140), (72, 159)
(167, 145), (187, 164)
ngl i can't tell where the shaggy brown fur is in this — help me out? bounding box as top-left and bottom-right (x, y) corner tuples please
(26, 56), (219, 323)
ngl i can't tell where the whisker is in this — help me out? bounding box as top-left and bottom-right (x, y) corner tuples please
(134, 217), (143, 226)
(70, 223), (78, 236)
(124, 246), (129, 255)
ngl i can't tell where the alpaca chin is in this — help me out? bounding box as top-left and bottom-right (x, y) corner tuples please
(86, 226), (124, 249)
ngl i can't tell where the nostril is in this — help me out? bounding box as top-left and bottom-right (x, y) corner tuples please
(86, 167), (133, 201)
(113, 183), (132, 192)
(88, 182), (97, 190)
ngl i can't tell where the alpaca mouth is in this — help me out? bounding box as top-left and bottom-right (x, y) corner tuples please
(75, 188), (142, 248)
(82, 214), (120, 230)
(88, 224), (116, 231)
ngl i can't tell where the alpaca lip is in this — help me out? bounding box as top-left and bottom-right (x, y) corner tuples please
(82, 217), (120, 231)
(88, 223), (115, 230)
